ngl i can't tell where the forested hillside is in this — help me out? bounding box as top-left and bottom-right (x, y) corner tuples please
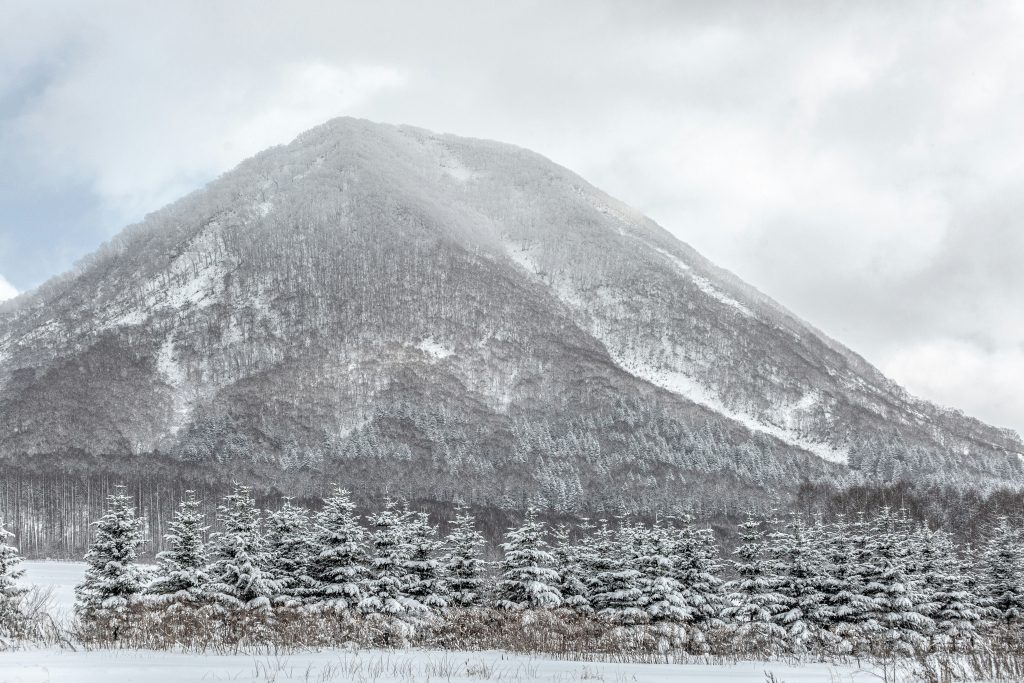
(0, 118), (1021, 556)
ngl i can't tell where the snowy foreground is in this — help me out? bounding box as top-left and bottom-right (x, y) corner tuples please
(3, 562), (897, 682)
(0, 648), (896, 683)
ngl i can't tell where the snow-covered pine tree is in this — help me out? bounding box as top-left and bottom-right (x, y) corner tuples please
(550, 521), (592, 614)
(304, 488), (366, 611)
(266, 498), (314, 608)
(978, 516), (1024, 629)
(146, 492), (209, 609)
(403, 510), (447, 611)
(74, 486), (146, 636)
(634, 522), (690, 624)
(586, 520), (644, 623)
(720, 513), (787, 655)
(670, 515), (723, 628)
(916, 525), (979, 651)
(441, 505), (487, 609)
(494, 507), (561, 610)
(773, 515), (827, 653)
(0, 518), (28, 641)
(205, 484), (277, 614)
(360, 498), (423, 615)
(826, 512), (877, 653)
(864, 508), (933, 656)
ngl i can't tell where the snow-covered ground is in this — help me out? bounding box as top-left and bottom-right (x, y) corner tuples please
(5, 561), (896, 682)
(20, 560), (85, 620)
(0, 649), (895, 683)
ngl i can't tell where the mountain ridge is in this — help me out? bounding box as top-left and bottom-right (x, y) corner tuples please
(0, 117), (1020, 512)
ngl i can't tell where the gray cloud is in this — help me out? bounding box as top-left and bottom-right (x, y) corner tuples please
(1, 0), (1022, 433)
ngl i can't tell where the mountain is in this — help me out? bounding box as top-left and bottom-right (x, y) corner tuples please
(1, 117), (1021, 516)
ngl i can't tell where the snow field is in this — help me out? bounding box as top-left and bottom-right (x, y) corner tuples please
(0, 648), (892, 683)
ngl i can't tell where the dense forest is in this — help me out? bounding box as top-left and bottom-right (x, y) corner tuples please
(2, 444), (1023, 560)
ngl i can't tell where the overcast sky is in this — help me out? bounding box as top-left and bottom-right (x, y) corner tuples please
(1, 1), (1022, 435)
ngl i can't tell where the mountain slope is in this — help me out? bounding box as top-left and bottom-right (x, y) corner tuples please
(1, 118), (1021, 512)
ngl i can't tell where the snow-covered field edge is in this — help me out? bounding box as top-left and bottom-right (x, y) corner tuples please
(2, 562), (912, 682)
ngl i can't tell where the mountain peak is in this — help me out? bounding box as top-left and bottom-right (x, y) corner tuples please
(0, 119), (1020, 514)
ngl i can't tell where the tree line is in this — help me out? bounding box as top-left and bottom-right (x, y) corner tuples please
(3, 484), (1024, 661)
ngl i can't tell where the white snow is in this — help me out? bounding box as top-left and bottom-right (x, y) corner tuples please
(440, 158), (478, 182)
(20, 560), (85, 621)
(651, 246), (691, 272)
(650, 246), (752, 318)
(415, 338), (454, 361)
(503, 241), (542, 276)
(612, 356), (848, 464)
(0, 648), (896, 683)
(155, 335), (196, 434)
(689, 274), (754, 318)
(156, 336), (185, 388)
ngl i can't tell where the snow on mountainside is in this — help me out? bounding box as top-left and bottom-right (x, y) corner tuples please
(0, 118), (1021, 513)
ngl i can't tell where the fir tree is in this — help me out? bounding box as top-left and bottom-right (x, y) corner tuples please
(671, 515), (723, 627)
(829, 513), (877, 652)
(773, 515), (827, 653)
(864, 509), (932, 655)
(74, 486), (146, 635)
(0, 519), (28, 640)
(721, 513), (787, 654)
(634, 523), (691, 624)
(586, 520), (643, 622)
(495, 507), (561, 610)
(266, 499), (314, 608)
(550, 522), (592, 614)
(360, 498), (423, 615)
(979, 516), (1024, 628)
(146, 492), (209, 609)
(441, 505), (487, 609)
(916, 525), (979, 650)
(403, 511), (447, 611)
(306, 488), (367, 611)
(205, 484), (277, 613)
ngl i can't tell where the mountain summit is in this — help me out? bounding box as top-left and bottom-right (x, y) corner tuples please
(1, 118), (1021, 512)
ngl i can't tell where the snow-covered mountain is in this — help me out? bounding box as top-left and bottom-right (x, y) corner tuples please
(1, 118), (1021, 512)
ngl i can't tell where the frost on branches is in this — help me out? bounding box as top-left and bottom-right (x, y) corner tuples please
(74, 486), (146, 637)
(0, 518), (28, 643)
(53, 484), (1024, 662)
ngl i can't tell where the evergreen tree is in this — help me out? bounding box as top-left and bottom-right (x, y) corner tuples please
(671, 515), (723, 627)
(0, 519), (28, 640)
(495, 507), (561, 610)
(306, 488), (367, 611)
(266, 499), (314, 608)
(403, 510), (447, 611)
(360, 498), (423, 615)
(979, 516), (1024, 628)
(146, 492), (209, 608)
(441, 505), (487, 609)
(550, 522), (592, 614)
(721, 513), (787, 654)
(916, 525), (979, 650)
(74, 486), (146, 635)
(864, 509), (932, 655)
(205, 484), (277, 613)
(827, 513), (877, 652)
(587, 520), (643, 622)
(773, 515), (827, 653)
(634, 522), (690, 623)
